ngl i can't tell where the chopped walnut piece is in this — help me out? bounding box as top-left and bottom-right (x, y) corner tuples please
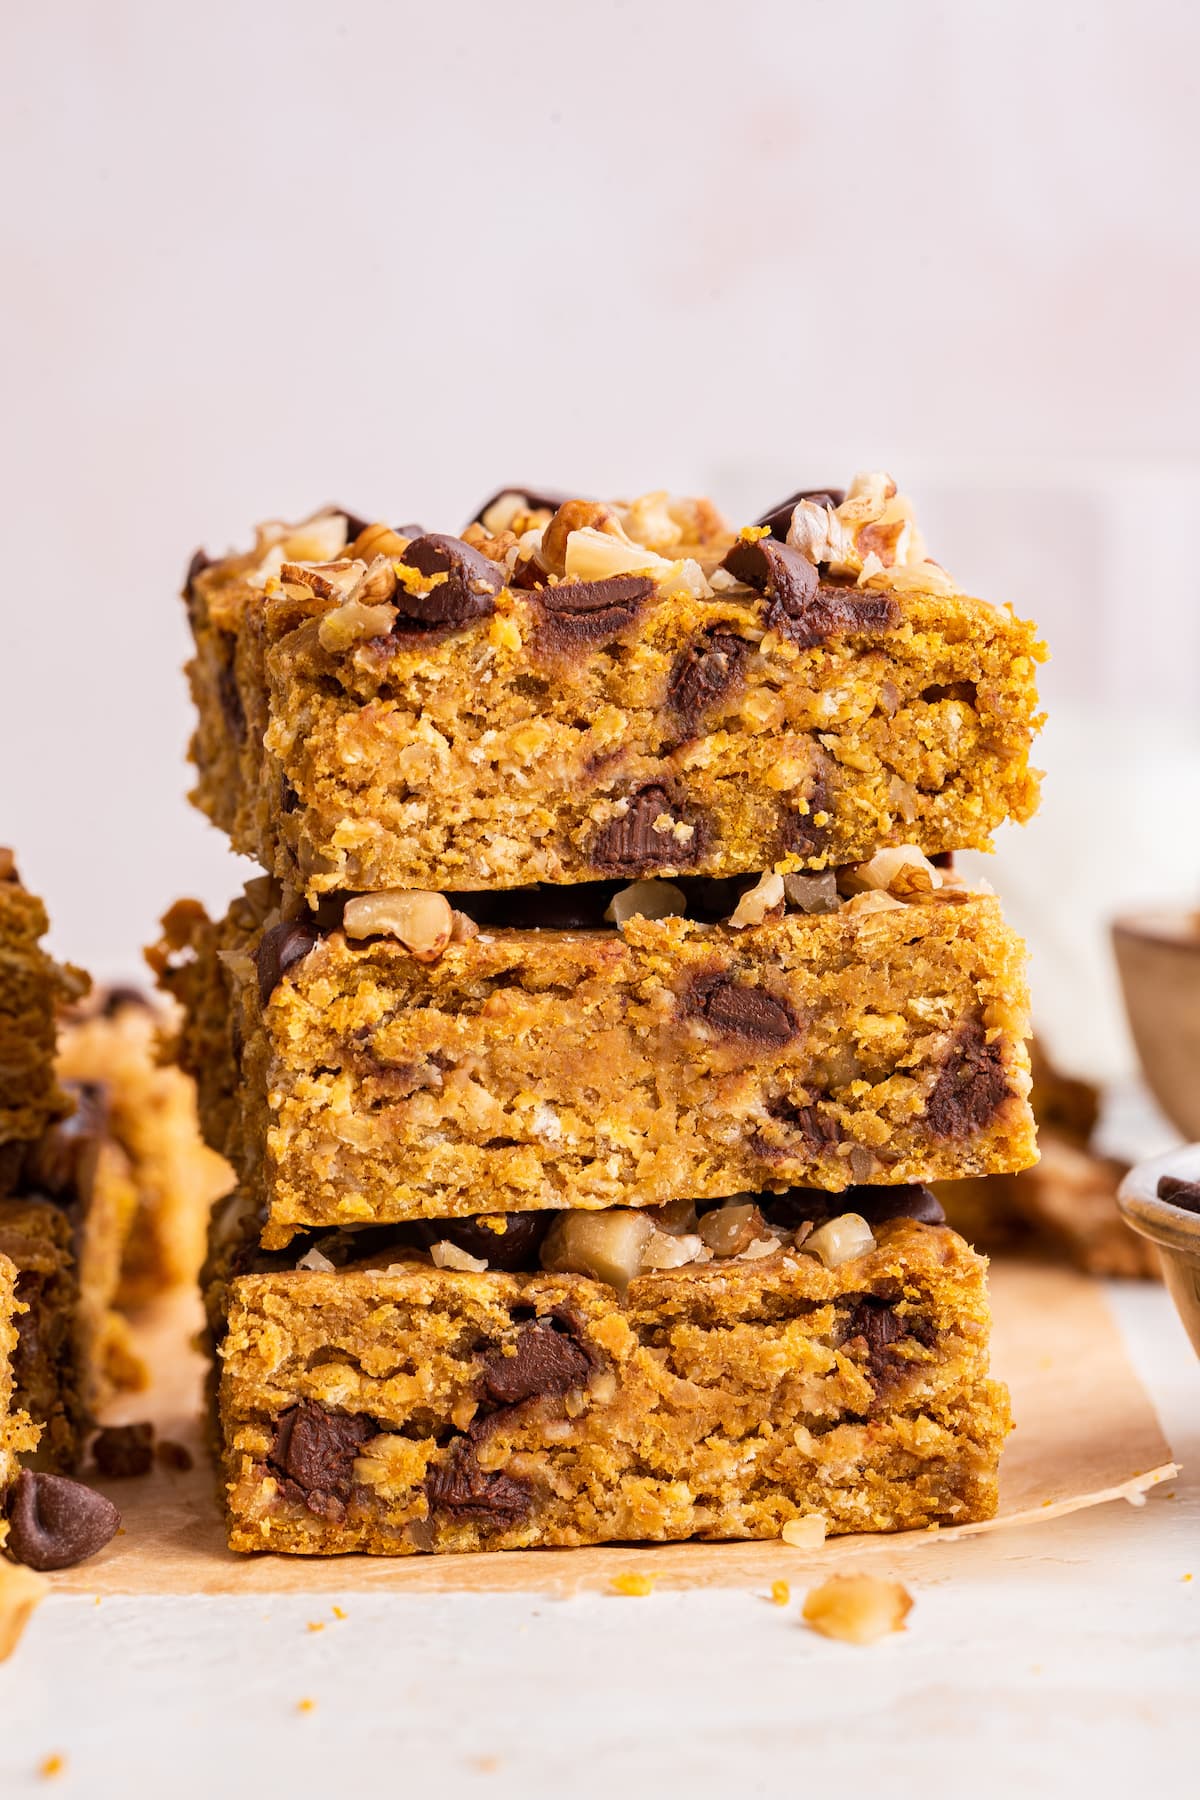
(639, 1227), (705, 1270)
(540, 500), (625, 575)
(781, 1514), (828, 1550)
(783, 871), (840, 914)
(342, 890), (453, 960)
(801, 1574), (913, 1644)
(804, 1213), (876, 1269)
(349, 522), (415, 562)
(697, 1201), (766, 1257)
(540, 1209), (654, 1292)
(429, 1240), (488, 1273)
(604, 880), (687, 926)
(843, 845), (942, 899)
(317, 597), (398, 652)
(729, 871), (785, 929)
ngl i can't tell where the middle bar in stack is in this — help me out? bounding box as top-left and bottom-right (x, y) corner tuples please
(170, 474), (1043, 1555)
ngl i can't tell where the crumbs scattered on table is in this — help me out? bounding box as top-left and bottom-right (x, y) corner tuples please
(801, 1574), (913, 1645)
(307, 1621), (324, 1633)
(296, 1698), (316, 1714)
(610, 1573), (655, 1596)
(770, 1579), (791, 1607)
(332, 1605), (347, 1620)
(38, 1755), (65, 1780)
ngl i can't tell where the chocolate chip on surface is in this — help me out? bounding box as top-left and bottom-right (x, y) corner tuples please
(590, 785), (701, 876)
(754, 489), (846, 541)
(481, 1317), (591, 1408)
(689, 974), (797, 1045)
(92, 1422), (155, 1479)
(723, 536), (901, 648)
(155, 1439), (195, 1473)
(925, 1021), (1011, 1137)
(1157, 1176), (1200, 1214)
(667, 631), (748, 732)
(392, 534), (504, 632)
(847, 1184), (946, 1227)
(4, 1470), (121, 1571)
(255, 919), (321, 1006)
(267, 1402), (373, 1523)
(411, 1213), (552, 1272)
(424, 1441), (532, 1529)
(533, 575), (654, 653)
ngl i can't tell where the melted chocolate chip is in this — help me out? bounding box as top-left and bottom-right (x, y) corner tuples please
(844, 1184), (946, 1227)
(844, 1296), (907, 1361)
(255, 919), (321, 1005)
(4, 1470), (121, 1571)
(333, 507), (371, 541)
(424, 1440), (532, 1529)
(410, 1213), (553, 1271)
(267, 1402), (373, 1522)
(466, 486), (577, 527)
(667, 631), (748, 733)
(760, 1098), (843, 1155)
(779, 769), (833, 858)
(390, 534), (504, 634)
(925, 1021), (1011, 1138)
(533, 575), (654, 654)
(754, 488), (846, 541)
(454, 884), (619, 932)
(481, 1317), (590, 1408)
(590, 785), (702, 877)
(1157, 1176), (1200, 1214)
(723, 536), (901, 648)
(92, 1422), (155, 1479)
(689, 975), (797, 1045)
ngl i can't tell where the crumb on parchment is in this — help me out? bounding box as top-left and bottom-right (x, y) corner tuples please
(610, 1573), (655, 1597)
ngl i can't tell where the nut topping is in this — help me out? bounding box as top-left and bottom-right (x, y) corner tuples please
(342, 890), (454, 960)
(804, 1212), (876, 1269)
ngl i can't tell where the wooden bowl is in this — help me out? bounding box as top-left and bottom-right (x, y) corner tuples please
(1117, 1145), (1200, 1356)
(1112, 908), (1200, 1140)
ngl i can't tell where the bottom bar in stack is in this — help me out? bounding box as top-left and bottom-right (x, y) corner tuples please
(209, 1189), (1010, 1555)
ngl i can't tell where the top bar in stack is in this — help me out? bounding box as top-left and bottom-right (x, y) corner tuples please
(0, 850), (86, 1191)
(185, 476), (1044, 899)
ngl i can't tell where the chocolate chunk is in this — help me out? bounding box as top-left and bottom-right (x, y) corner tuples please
(689, 974), (797, 1045)
(667, 631), (748, 732)
(391, 534), (504, 633)
(481, 1317), (590, 1408)
(255, 919), (321, 1006)
(155, 1439), (195, 1472)
(4, 1469), (121, 1571)
(754, 488), (846, 542)
(267, 1401), (373, 1522)
(1157, 1176), (1200, 1215)
(216, 655), (246, 743)
(760, 1099), (843, 1155)
(533, 575), (654, 654)
(183, 547), (213, 599)
(723, 537), (901, 648)
(925, 1021), (1011, 1138)
(332, 507), (371, 540)
(92, 1421), (155, 1479)
(844, 1296), (906, 1361)
(779, 768), (833, 858)
(424, 1440), (532, 1529)
(96, 985), (154, 1018)
(412, 1213), (553, 1272)
(590, 785), (702, 877)
(466, 486), (576, 528)
(845, 1184), (946, 1227)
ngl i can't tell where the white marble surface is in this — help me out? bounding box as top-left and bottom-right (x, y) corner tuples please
(2, 1282), (1195, 1800)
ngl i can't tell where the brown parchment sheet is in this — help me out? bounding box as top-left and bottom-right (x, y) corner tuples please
(50, 1262), (1176, 1597)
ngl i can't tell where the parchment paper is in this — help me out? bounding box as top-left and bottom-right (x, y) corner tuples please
(51, 1262), (1176, 1596)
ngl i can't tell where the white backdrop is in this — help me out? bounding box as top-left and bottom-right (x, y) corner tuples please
(2, 0), (1198, 1077)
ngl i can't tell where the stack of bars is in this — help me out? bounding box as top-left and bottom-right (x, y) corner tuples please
(1, 848), (230, 1564)
(165, 474), (1045, 1556)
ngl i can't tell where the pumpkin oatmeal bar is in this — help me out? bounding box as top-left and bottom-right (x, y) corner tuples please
(0, 1255), (40, 1533)
(57, 988), (232, 1307)
(183, 477), (1043, 900)
(157, 854), (1035, 1249)
(212, 1197), (1009, 1555)
(0, 850), (86, 1183)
